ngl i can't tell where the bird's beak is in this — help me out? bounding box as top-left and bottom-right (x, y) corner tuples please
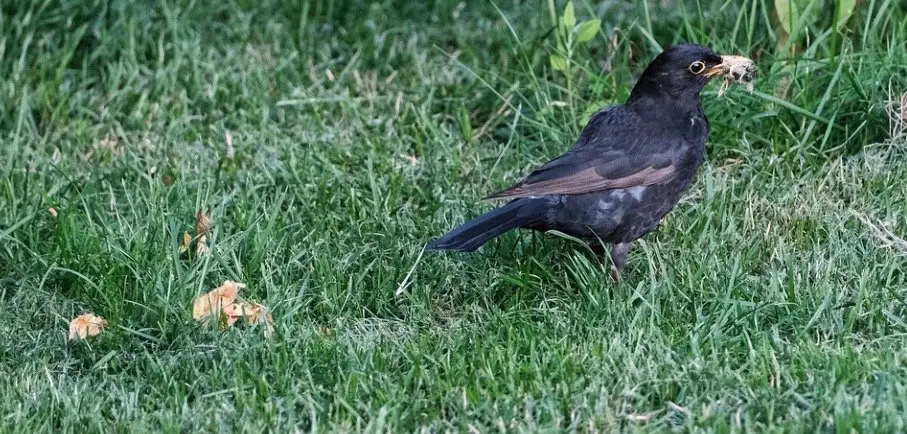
(705, 55), (757, 83)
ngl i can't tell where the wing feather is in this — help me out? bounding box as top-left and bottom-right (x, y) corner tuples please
(482, 106), (686, 200)
(484, 164), (676, 200)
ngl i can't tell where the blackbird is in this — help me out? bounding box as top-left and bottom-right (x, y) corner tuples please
(427, 43), (755, 280)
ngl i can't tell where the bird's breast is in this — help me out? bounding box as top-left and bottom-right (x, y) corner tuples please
(683, 113), (708, 143)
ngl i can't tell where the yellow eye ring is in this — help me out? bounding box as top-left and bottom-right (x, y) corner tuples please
(689, 61), (706, 74)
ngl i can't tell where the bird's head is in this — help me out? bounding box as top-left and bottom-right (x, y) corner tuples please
(628, 43), (755, 104)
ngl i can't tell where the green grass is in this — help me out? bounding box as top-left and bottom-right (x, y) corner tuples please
(3, 0), (907, 431)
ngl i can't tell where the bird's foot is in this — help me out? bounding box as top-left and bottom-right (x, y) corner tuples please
(607, 241), (634, 283)
(591, 243), (624, 281)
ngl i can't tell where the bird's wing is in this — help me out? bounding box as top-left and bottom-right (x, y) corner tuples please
(483, 151), (677, 199)
(483, 108), (682, 200)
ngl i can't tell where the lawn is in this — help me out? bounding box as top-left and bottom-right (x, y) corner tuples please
(3, 0), (907, 431)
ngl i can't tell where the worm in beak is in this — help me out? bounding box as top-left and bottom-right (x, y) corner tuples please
(707, 55), (757, 95)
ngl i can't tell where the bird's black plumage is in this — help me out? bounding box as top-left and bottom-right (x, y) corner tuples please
(427, 43), (748, 279)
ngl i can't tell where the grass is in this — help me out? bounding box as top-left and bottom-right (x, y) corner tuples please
(2, 0), (907, 431)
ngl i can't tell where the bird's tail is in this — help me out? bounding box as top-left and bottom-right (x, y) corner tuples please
(426, 199), (545, 252)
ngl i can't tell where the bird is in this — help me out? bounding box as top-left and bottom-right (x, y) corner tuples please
(426, 43), (754, 281)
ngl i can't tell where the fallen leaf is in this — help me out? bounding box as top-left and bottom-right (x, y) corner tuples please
(196, 234), (210, 256)
(192, 281), (274, 335)
(224, 302), (275, 336)
(193, 280), (244, 321)
(196, 210), (213, 235)
(192, 210), (214, 256)
(68, 313), (106, 340)
(179, 231), (192, 254)
(223, 302), (261, 324)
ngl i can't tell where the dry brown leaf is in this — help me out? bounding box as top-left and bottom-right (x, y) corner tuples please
(192, 280), (244, 321)
(223, 302), (261, 324)
(192, 281), (274, 335)
(193, 211), (214, 256)
(224, 302), (275, 336)
(68, 313), (106, 340)
(179, 231), (192, 254)
(196, 234), (210, 256)
(196, 210), (213, 236)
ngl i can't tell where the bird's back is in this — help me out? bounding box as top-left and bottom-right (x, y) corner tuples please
(520, 101), (709, 243)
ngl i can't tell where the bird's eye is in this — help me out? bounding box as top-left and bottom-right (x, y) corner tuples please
(689, 61), (706, 74)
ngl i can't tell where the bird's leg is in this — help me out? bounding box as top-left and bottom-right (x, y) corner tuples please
(588, 242), (633, 281)
(608, 242), (634, 282)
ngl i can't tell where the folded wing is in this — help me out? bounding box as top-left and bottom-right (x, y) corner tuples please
(484, 151), (677, 199)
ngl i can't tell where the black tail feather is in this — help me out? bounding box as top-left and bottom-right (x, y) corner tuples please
(426, 199), (544, 252)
